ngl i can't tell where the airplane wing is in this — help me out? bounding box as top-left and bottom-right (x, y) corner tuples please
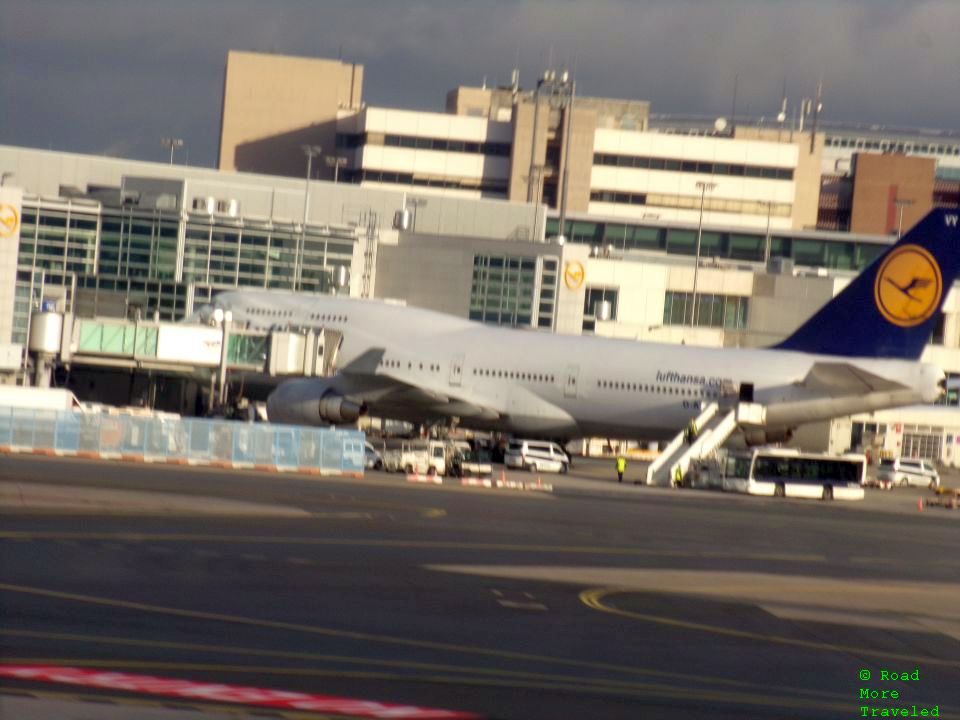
(364, 374), (504, 421)
(334, 349), (505, 421)
(798, 362), (908, 396)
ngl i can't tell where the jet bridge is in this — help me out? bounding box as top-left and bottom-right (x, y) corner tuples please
(645, 402), (766, 486)
(25, 311), (345, 412)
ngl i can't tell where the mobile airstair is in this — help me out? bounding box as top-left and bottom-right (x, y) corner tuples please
(645, 402), (764, 486)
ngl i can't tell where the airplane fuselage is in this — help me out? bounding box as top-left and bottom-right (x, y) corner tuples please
(214, 291), (943, 440)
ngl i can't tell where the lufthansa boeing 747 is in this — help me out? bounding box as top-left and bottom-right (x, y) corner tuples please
(208, 210), (960, 444)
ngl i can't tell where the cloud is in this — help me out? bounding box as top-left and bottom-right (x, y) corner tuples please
(1, 0), (958, 167)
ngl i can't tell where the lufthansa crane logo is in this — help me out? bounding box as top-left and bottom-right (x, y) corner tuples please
(0, 204), (18, 238)
(873, 244), (942, 328)
(564, 261), (585, 290)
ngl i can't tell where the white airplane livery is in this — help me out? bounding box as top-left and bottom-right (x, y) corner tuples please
(209, 209), (960, 444)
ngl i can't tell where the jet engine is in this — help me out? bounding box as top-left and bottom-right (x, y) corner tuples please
(741, 427), (794, 447)
(266, 378), (366, 426)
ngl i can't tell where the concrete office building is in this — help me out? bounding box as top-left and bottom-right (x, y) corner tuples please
(218, 52), (364, 179)
(651, 115), (960, 235)
(217, 51), (823, 232)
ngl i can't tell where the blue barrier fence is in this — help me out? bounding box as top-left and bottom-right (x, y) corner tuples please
(0, 407), (365, 475)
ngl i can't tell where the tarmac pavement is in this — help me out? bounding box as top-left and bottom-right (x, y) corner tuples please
(1, 453), (958, 720)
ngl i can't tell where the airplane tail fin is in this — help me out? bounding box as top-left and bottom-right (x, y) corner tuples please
(774, 209), (960, 359)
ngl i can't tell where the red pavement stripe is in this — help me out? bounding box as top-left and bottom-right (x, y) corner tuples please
(0, 665), (481, 719)
(406, 474), (443, 484)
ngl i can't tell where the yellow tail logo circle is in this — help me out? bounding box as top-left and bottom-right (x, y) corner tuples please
(873, 244), (942, 327)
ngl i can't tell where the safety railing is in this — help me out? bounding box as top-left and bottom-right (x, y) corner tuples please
(0, 407), (364, 476)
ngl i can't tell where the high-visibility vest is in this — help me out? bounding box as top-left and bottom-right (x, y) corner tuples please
(674, 466), (683, 484)
(616, 457), (626, 472)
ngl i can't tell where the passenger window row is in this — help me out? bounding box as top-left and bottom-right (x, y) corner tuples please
(597, 379), (720, 399)
(249, 307), (294, 318)
(473, 368), (555, 383)
(380, 358), (440, 373)
(244, 308), (348, 324)
(308, 313), (347, 323)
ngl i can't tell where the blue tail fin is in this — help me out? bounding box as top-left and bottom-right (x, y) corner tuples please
(774, 209), (960, 359)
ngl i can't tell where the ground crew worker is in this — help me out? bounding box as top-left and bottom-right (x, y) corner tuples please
(684, 419), (698, 445)
(616, 454), (627, 483)
(673, 464), (683, 488)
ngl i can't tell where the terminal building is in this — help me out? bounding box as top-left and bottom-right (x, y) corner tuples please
(1, 49), (960, 464)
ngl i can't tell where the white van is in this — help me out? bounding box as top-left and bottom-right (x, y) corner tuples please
(504, 439), (569, 474)
(876, 458), (940, 489)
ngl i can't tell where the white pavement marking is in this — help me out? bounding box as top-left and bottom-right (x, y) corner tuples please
(496, 599), (548, 611)
(490, 588), (548, 611)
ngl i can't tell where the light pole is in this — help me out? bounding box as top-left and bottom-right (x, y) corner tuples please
(325, 155), (348, 183)
(160, 137), (183, 165)
(298, 145), (323, 291)
(527, 69), (575, 240)
(761, 200), (774, 264)
(556, 75), (576, 245)
(690, 181), (717, 327)
(894, 198), (915, 239)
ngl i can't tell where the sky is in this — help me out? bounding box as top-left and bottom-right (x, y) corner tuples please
(2, 0), (959, 168)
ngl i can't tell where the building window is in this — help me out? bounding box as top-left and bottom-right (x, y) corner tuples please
(583, 287), (619, 331)
(345, 168), (507, 197)
(376, 134), (510, 157)
(593, 152), (794, 181)
(663, 291), (748, 329)
(901, 433), (943, 461)
(469, 253), (538, 327)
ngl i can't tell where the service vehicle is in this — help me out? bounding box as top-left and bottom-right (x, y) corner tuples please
(722, 448), (866, 501)
(504, 439), (570, 474)
(382, 438), (447, 475)
(876, 457), (940, 489)
(447, 443), (493, 478)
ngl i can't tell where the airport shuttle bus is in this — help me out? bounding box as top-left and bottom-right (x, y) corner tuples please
(722, 448), (866, 501)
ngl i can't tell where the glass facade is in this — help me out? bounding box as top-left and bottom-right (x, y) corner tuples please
(538, 257), (559, 329)
(13, 199), (357, 344)
(663, 291), (749, 329)
(547, 218), (889, 271)
(469, 254), (550, 328)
